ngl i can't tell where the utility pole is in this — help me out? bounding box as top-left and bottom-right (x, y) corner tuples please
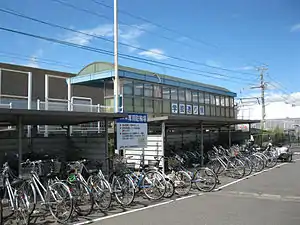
(113, 0), (119, 113)
(258, 66), (268, 130)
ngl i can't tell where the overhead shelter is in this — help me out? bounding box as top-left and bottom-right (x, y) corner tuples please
(0, 108), (126, 176)
(148, 115), (260, 166)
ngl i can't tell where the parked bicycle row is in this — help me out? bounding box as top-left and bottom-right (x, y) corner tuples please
(0, 143), (281, 224)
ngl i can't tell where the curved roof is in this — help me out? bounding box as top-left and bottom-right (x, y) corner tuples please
(78, 62), (232, 93)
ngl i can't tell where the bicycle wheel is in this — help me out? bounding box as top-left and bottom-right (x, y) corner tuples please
(171, 171), (192, 196)
(69, 180), (94, 216)
(163, 178), (175, 198)
(46, 181), (74, 223)
(240, 157), (253, 176)
(229, 158), (245, 179)
(265, 152), (277, 168)
(207, 160), (225, 175)
(112, 175), (135, 206)
(0, 199), (2, 225)
(251, 155), (265, 172)
(18, 180), (36, 216)
(194, 168), (217, 192)
(142, 171), (166, 200)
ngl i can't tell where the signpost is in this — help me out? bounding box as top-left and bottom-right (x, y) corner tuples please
(116, 113), (148, 150)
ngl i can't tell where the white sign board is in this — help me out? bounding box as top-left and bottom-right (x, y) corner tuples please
(193, 105), (199, 115)
(186, 104), (192, 115)
(199, 105), (205, 115)
(179, 103), (185, 114)
(116, 113), (148, 150)
(171, 103), (178, 113)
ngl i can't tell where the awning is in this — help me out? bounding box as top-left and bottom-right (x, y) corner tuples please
(0, 108), (126, 125)
(148, 115), (260, 128)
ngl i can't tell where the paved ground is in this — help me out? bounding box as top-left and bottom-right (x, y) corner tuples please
(78, 156), (300, 225)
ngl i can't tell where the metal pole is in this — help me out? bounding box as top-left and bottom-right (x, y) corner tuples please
(161, 122), (165, 174)
(105, 118), (109, 174)
(18, 116), (23, 178)
(97, 104), (101, 133)
(27, 72), (32, 138)
(228, 125), (232, 147)
(67, 78), (72, 111)
(113, 0), (120, 113)
(44, 74), (49, 137)
(200, 122), (204, 167)
(0, 69), (2, 103)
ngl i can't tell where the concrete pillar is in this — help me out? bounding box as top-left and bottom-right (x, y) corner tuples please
(200, 122), (204, 167)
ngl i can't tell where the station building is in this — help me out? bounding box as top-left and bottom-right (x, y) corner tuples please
(0, 62), (258, 171)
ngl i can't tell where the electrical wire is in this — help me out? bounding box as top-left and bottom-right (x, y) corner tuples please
(0, 26), (258, 85)
(48, 0), (259, 76)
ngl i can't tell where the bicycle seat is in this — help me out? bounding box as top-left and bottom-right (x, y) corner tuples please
(192, 163), (200, 168)
(11, 179), (24, 187)
(88, 169), (98, 174)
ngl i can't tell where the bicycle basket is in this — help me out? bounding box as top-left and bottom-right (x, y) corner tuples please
(167, 157), (182, 170)
(147, 160), (160, 169)
(68, 162), (84, 174)
(20, 163), (38, 179)
(0, 171), (4, 188)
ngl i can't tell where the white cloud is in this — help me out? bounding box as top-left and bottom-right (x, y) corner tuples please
(205, 60), (221, 68)
(138, 48), (168, 60)
(290, 23), (300, 32)
(24, 49), (43, 68)
(64, 23), (153, 52)
(238, 92), (300, 120)
(237, 66), (254, 71)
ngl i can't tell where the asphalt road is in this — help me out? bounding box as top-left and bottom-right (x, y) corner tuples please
(86, 158), (300, 225)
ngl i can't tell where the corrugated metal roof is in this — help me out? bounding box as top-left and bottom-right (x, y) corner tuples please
(78, 62), (235, 94)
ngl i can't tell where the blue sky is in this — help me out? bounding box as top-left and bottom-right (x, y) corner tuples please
(0, 0), (300, 96)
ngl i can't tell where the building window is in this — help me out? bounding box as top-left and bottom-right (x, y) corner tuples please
(154, 100), (162, 114)
(225, 97), (229, 107)
(211, 106), (216, 116)
(220, 96), (225, 106)
(123, 97), (133, 112)
(163, 100), (170, 113)
(123, 80), (133, 95)
(134, 82), (143, 96)
(205, 105), (210, 116)
(230, 97), (234, 107)
(163, 87), (170, 99)
(171, 88), (178, 100)
(134, 98), (144, 112)
(216, 106), (220, 117)
(178, 89), (185, 101)
(192, 92), (198, 103)
(186, 90), (192, 102)
(210, 94), (216, 105)
(199, 92), (205, 104)
(154, 85), (162, 98)
(216, 96), (220, 106)
(145, 99), (154, 113)
(144, 83), (153, 97)
(226, 108), (230, 117)
(204, 93), (210, 104)
(230, 108), (234, 118)
(221, 107), (225, 117)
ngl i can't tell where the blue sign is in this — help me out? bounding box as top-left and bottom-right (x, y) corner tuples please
(186, 104), (192, 115)
(116, 113), (148, 123)
(171, 103), (178, 114)
(199, 105), (205, 115)
(179, 103), (185, 114)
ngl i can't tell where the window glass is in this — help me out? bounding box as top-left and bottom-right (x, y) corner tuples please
(192, 92), (198, 103)
(154, 100), (162, 114)
(216, 96), (220, 106)
(216, 106), (220, 116)
(134, 82), (143, 96)
(221, 107), (225, 116)
(230, 108), (234, 118)
(145, 99), (153, 113)
(226, 108), (230, 117)
(178, 89), (185, 101)
(123, 80), (133, 95)
(204, 93), (210, 104)
(205, 105), (210, 116)
(163, 100), (170, 113)
(171, 88), (178, 100)
(144, 83), (153, 97)
(220, 96), (225, 106)
(186, 90), (192, 102)
(225, 97), (229, 107)
(230, 97), (234, 107)
(163, 87), (170, 99)
(123, 97), (133, 112)
(104, 81), (114, 96)
(199, 92), (205, 104)
(211, 106), (216, 116)
(154, 85), (162, 98)
(210, 95), (216, 105)
(134, 98), (144, 112)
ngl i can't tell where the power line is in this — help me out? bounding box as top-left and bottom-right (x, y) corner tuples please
(0, 26), (257, 85)
(90, 0), (266, 67)
(49, 0), (259, 76)
(0, 7), (258, 80)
